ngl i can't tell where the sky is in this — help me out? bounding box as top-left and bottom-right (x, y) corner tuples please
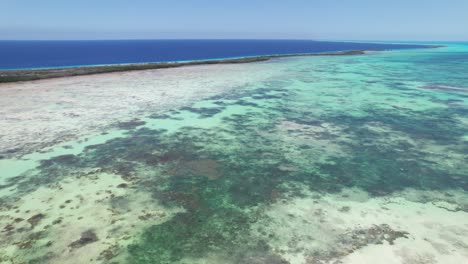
(1, 0), (467, 41)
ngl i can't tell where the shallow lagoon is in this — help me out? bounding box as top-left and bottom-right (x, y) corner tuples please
(0, 44), (467, 264)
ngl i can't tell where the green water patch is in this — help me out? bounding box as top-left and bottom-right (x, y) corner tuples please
(126, 206), (292, 264)
(13, 126), (292, 262)
(2, 48), (468, 263)
(7, 78), (465, 262)
(297, 111), (466, 193)
(123, 108), (465, 262)
(336, 108), (465, 142)
(318, 147), (465, 195)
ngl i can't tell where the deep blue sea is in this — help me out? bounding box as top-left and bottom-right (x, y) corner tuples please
(0, 40), (428, 70)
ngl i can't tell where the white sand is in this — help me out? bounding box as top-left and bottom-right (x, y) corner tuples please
(252, 187), (468, 264)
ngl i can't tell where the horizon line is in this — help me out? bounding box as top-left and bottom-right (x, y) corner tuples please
(0, 38), (466, 42)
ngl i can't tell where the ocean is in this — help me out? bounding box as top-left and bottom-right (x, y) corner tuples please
(0, 39), (428, 70)
(0, 42), (467, 263)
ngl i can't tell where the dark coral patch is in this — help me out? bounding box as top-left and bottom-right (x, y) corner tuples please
(116, 119), (146, 130)
(69, 230), (99, 249)
(180, 106), (225, 118)
(27, 214), (45, 229)
(168, 159), (223, 180)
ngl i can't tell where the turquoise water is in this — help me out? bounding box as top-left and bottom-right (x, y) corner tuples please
(0, 44), (467, 263)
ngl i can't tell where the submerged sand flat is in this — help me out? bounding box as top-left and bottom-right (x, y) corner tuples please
(1, 45), (468, 264)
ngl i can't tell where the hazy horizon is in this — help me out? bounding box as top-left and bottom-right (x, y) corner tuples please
(0, 39), (467, 42)
(2, 0), (467, 41)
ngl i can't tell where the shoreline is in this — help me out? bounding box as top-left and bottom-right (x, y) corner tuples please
(0, 50), (367, 83)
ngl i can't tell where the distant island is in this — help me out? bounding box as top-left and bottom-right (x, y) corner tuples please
(0, 50), (366, 83)
(0, 46), (442, 83)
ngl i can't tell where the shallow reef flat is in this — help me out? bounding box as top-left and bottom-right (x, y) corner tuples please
(0, 61), (282, 159)
(0, 44), (468, 264)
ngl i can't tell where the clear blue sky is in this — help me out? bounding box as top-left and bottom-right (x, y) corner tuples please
(1, 0), (467, 41)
